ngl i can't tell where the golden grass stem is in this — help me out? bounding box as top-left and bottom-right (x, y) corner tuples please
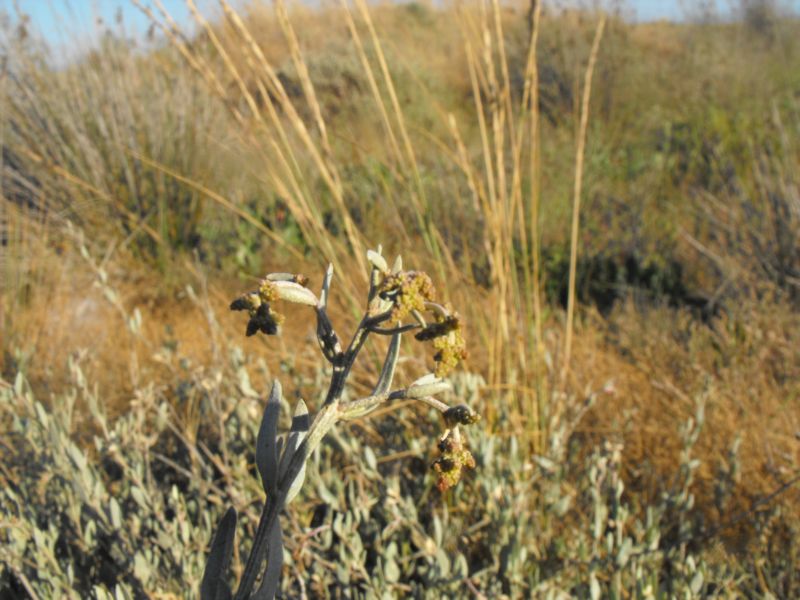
(526, 0), (545, 453)
(562, 15), (607, 385)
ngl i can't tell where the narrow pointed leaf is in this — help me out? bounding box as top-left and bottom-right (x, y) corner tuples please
(201, 507), (237, 600)
(320, 264), (334, 308)
(252, 521), (284, 600)
(372, 333), (401, 395)
(278, 400), (309, 480)
(256, 381), (282, 493)
(290, 399), (310, 434)
(391, 255), (403, 274)
(367, 249), (388, 273)
(285, 461), (307, 505)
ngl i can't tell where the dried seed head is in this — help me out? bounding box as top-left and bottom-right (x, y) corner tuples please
(432, 434), (476, 492)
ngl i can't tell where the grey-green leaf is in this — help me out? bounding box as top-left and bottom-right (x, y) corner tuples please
(279, 400), (310, 481)
(201, 507), (236, 600)
(320, 264), (334, 308)
(252, 521), (283, 600)
(284, 461), (307, 505)
(256, 381), (282, 494)
(373, 332), (401, 395)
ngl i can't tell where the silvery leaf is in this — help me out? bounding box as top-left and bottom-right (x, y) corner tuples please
(391, 255), (403, 274)
(407, 375), (451, 398)
(278, 400), (309, 480)
(372, 333), (401, 395)
(285, 461), (307, 505)
(320, 264), (334, 308)
(367, 249), (389, 273)
(252, 520), (283, 600)
(200, 507), (236, 600)
(273, 281), (318, 306)
(256, 382), (282, 494)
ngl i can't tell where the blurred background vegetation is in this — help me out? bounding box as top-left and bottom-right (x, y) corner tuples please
(1, 0), (800, 597)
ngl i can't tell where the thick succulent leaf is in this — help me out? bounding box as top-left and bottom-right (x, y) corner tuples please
(256, 381), (282, 494)
(279, 401), (309, 463)
(278, 400), (310, 494)
(284, 460), (307, 505)
(200, 507), (237, 600)
(272, 281), (318, 306)
(252, 520), (284, 600)
(391, 255), (403, 274)
(407, 374), (452, 398)
(372, 332), (401, 395)
(367, 249), (388, 273)
(289, 399), (310, 435)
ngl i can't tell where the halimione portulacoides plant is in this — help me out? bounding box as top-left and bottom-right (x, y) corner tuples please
(201, 248), (480, 599)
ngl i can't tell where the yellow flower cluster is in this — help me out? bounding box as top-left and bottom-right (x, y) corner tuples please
(429, 315), (468, 377)
(258, 280), (280, 303)
(378, 271), (436, 322)
(432, 434), (476, 492)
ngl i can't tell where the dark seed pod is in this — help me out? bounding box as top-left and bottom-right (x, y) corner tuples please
(260, 319), (279, 335)
(443, 404), (480, 427)
(438, 435), (457, 453)
(253, 304), (280, 335)
(415, 315), (459, 341)
(432, 457), (456, 473)
(246, 318), (260, 337)
(230, 296), (250, 311)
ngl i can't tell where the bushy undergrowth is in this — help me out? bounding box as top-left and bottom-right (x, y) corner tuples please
(3, 353), (792, 598)
(1, 253), (798, 597)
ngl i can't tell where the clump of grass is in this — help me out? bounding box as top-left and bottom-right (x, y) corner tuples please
(1, 15), (237, 267)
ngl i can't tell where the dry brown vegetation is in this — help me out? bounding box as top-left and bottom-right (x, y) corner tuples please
(2, 0), (800, 596)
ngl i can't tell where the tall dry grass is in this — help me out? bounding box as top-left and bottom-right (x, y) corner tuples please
(2, 0), (800, 559)
(130, 1), (619, 457)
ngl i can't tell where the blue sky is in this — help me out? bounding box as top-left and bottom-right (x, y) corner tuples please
(2, 1), (202, 49)
(2, 1), (800, 51)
